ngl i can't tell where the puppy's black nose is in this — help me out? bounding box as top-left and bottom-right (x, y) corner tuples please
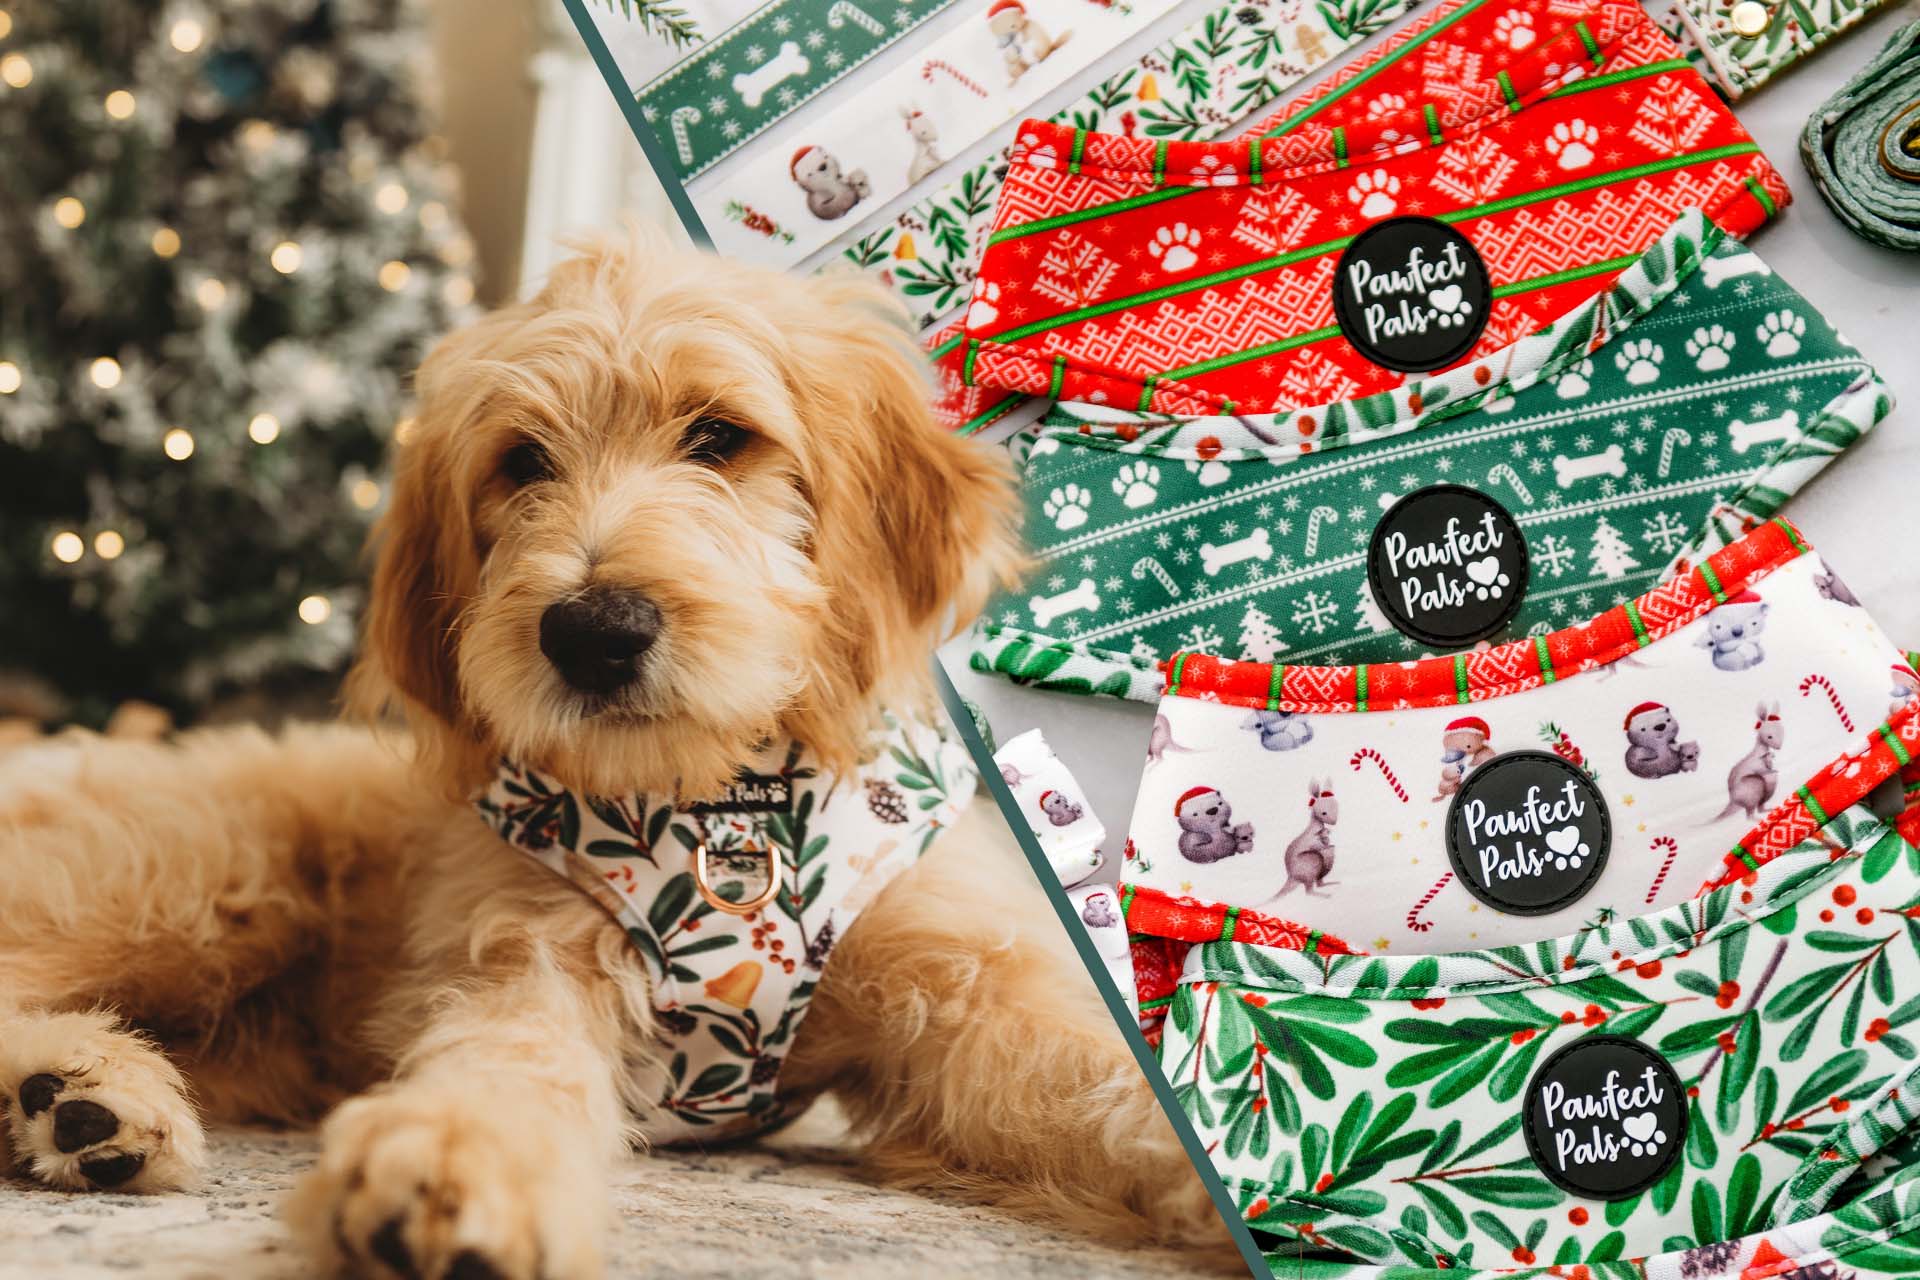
(539, 590), (661, 694)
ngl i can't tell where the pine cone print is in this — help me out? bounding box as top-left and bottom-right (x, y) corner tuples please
(1679, 1240), (1740, 1277)
(749, 1054), (782, 1086)
(865, 778), (909, 824)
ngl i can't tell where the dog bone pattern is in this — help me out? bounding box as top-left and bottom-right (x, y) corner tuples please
(967, 211), (1891, 703)
(475, 712), (975, 1145)
(1162, 804), (1920, 1266)
(993, 727), (1106, 887)
(1122, 525), (1916, 957)
(706, 0), (1189, 265)
(953, 0), (1787, 419)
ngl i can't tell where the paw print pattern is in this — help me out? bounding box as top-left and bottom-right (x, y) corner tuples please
(1149, 223), (1201, 273)
(1188, 154), (1237, 188)
(1349, 170), (1400, 219)
(1429, 284), (1473, 328)
(1184, 458), (1231, 487)
(1623, 1115), (1669, 1159)
(1113, 462), (1161, 509)
(967, 280), (1000, 330)
(1554, 358), (1593, 400)
(1547, 119), (1598, 170)
(1545, 826), (1589, 872)
(1758, 309), (1806, 358)
(1043, 484), (1092, 530)
(1685, 324), (1736, 372)
(1364, 93), (1408, 119)
(1615, 338), (1664, 386)
(1465, 555), (1510, 602)
(1020, 133), (1059, 170)
(1495, 9), (1536, 48)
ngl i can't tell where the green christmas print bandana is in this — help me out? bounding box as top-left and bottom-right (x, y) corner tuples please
(475, 711), (975, 1145)
(968, 210), (1892, 703)
(1650, 0), (1896, 101)
(1251, 1151), (1920, 1278)
(1159, 806), (1920, 1270)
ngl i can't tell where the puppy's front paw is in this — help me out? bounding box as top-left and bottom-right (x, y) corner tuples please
(287, 1087), (608, 1280)
(0, 1009), (205, 1191)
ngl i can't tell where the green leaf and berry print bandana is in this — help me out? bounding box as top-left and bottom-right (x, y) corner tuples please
(967, 211), (1891, 703)
(1161, 803), (1920, 1270)
(475, 711), (975, 1145)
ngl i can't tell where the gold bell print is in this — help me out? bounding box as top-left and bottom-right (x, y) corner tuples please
(893, 233), (917, 261)
(704, 960), (763, 1009)
(1137, 73), (1159, 102)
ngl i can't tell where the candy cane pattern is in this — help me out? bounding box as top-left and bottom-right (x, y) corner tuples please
(1485, 462), (1534, 506)
(1349, 747), (1408, 802)
(828, 0), (886, 35)
(1644, 836), (1680, 903)
(1304, 505), (1339, 556)
(1406, 872), (1451, 933)
(669, 105), (703, 167)
(922, 58), (988, 99)
(1799, 673), (1856, 733)
(1130, 555), (1180, 597)
(1658, 427), (1693, 478)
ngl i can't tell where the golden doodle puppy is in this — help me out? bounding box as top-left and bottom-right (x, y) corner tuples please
(0, 237), (1227, 1278)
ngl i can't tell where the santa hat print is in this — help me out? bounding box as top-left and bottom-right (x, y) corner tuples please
(986, 0), (1026, 15)
(1725, 589), (1763, 605)
(1175, 786), (1218, 813)
(1038, 790), (1055, 810)
(790, 145), (823, 178)
(1623, 701), (1668, 729)
(1445, 716), (1491, 740)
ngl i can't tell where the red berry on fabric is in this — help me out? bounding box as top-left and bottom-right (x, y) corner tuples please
(1247, 1198), (1269, 1218)
(1820, 909), (1835, 922)
(1512, 1248), (1534, 1264)
(1717, 1031), (1737, 1053)
(1834, 884), (1858, 906)
(1315, 1172), (1334, 1192)
(1568, 1207), (1589, 1226)
(1637, 960), (1662, 979)
(1511, 1028), (1536, 1045)
(1857, 908), (1876, 924)
(1832, 1097), (1850, 1112)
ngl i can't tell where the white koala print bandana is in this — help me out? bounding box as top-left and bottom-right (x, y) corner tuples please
(476, 712), (975, 1145)
(994, 727), (1107, 887)
(1121, 520), (1919, 960)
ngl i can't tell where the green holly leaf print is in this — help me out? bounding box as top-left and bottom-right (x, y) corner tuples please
(648, 871), (698, 939)
(687, 1061), (742, 1098)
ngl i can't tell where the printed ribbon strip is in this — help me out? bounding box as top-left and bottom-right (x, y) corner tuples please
(636, 0), (964, 180)
(1649, 0), (1895, 99)
(839, 0), (1424, 323)
(708, 0), (1189, 264)
(1802, 19), (1920, 251)
(957, 0), (1787, 417)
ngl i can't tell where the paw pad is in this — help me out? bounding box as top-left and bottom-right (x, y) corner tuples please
(1757, 309), (1805, 358)
(1495, 10), (1536, 49)
(966, 279), (1001, 331)
(1685, 324), (1736, 371)
(1615, 338), (1664, 386)
(1043, 484), (1093, 530)
(1113, 461), (1161, 508)
(1348, 170), (1400, 219)
(1546, 119), (1598, 170)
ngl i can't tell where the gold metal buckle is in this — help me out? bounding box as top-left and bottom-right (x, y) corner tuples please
(693, 843), (781, 915)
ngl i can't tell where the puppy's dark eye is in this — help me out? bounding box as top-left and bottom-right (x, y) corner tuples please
(683, 416), (748, 465)
(501, 442), (552, 488)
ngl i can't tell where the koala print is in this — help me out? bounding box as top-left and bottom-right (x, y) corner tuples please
(1174, 786), (1255, 864)
(1623, 701), (1701, 780)
(1699, 591), (1769, 672)
(1277, 780), (1338, 898)
(1038, 789), (1085, 827)
(1434, 716), (1497, 801)
(1079, 892), (1119, 930)
(1242, 708), (1314, 751)
(1892, 663), (1920, 718)
(790, 145), (871, 221)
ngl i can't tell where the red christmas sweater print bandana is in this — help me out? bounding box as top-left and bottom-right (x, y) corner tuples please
(951, 0), (1788, 420)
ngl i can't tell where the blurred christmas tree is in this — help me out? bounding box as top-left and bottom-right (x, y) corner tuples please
(0, 0), (474, 723)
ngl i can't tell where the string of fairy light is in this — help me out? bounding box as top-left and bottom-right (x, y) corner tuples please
(0, 7), (468, 628)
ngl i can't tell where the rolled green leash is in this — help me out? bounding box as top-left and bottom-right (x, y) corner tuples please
(1803, 19), (1920, 251)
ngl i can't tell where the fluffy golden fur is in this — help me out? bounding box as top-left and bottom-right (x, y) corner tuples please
(0, 236), (1230, 1278)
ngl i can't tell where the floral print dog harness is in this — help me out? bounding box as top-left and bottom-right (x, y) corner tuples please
(476, 713), (976, 1145)
(968, 213), (1892, 702)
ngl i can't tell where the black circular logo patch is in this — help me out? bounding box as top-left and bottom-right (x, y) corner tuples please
(1332, 215), (1491, 372)
(1367, 485), (1529, 648)
(1524, 1036), (1686, 1200)
(1446, 749), (1610, 915)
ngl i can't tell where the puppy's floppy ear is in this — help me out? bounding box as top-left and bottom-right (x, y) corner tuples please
(788, 275), (1025, 670)
(345, 317), (499, 739)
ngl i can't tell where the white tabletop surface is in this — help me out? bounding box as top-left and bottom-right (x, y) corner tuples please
(940, 0), (1920, 854)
